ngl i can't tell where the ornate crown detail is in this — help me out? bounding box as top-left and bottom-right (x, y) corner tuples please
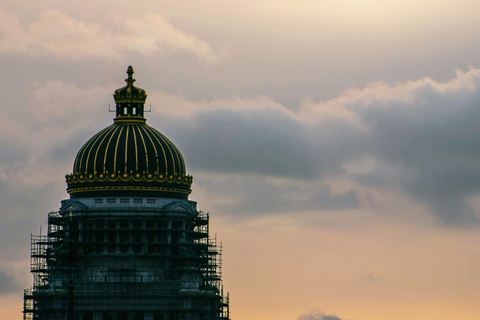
(66, 171), (193, 186)
(113, 66), (147, 104)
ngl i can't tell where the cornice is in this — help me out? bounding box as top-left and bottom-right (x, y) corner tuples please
(67, 185), (192, 195)
(113, 117), (147, 124)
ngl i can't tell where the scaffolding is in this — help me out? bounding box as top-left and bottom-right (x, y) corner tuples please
(24, 200), (230, 320)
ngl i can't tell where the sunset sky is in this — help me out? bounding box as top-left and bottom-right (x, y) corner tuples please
(2, 1), (480, 319)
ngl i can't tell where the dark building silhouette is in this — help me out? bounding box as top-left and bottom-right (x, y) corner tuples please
(24, 66), (230, 320)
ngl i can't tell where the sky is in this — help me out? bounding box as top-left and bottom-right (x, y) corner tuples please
(1, 1), (480, 319)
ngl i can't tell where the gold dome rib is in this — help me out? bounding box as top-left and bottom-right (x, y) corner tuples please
(103, 125), (121, 174)
(164, 131), (182, 174)
(145, 125), (174, 175)
(75, 126), (109, 174)
(142, 125), (162, 174)
(176, 151), (186, 176)
(132, 124), (139, 171)
(113, 125), (125, 173)
(93, 125), (116, 174)
(150, 127), (179, 175)
(167, 134), (183, 174)
(124, 124), (130, 173)
(84, 126), (114, 174)
(136, 125), (149, 172)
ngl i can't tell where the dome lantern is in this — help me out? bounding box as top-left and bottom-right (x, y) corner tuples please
(113, 66), (147, 123)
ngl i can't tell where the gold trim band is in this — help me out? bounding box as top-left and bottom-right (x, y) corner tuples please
(114, 117), (146, 124)
(67, 185), (191, 195)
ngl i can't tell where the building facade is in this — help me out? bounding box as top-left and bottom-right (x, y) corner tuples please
(24, 67), (230, 320)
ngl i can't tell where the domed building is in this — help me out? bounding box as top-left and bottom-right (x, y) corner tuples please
(24, 67), (230, 320)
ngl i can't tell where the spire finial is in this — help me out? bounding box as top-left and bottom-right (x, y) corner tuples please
(126, 66), (135, 85)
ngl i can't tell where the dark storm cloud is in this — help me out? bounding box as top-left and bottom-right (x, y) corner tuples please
(298, 310), (349, 320)
(160, 69), (480, 225)
(349, 73), (480, 224)
(154, 104), (362, 217)
(168, 108), (319, 179)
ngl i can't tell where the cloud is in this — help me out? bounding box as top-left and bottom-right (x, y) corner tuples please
(150, 68), (480, 225)
(298, 310), (349, 320)
(147, 92), (288, 118)
(0, 8), (219, 63)
(192, 173), (358, 216)
(316, 68), (480, 225)
(0, 80), (111, 187)
(4, 65), (480, 225)
(173, 108), (316, 178)
(0, 269), (18, 295)
(149, 93), (358, 181)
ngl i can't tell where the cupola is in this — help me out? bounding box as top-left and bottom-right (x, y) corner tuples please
(65, 66), (193, 199)
(113, 66), (147, 122)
